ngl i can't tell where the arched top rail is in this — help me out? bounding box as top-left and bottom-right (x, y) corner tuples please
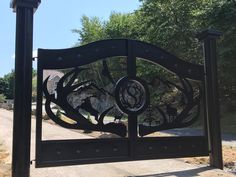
(38, 39), (204, 81)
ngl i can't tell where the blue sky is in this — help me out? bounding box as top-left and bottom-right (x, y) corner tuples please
(0, 0), (141, 77)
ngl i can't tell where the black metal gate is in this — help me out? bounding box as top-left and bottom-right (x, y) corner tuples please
(36, 39), (208, 167)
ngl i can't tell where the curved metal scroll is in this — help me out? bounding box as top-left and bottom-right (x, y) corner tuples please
(138, 75), (202, 136)
(39, 39), (204, 137)
(43, 67), (127, 137)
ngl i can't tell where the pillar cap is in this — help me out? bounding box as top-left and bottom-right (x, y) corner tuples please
(10, 0), (40, 11)
(196, 29), (222, 41)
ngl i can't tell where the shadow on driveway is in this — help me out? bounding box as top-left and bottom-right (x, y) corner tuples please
(128, 166), (234, 177)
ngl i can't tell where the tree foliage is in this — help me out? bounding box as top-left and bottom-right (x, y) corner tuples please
(203, 0), (236, 102)
(105, 12), (140, 39)
(0, 70), (15, 99)
(0, 68), (37, 100)
(0, 94), (6, 103)
(137, 0), (204, 63)
(72, 0), (236, 103)
(72, 16), (106, 45)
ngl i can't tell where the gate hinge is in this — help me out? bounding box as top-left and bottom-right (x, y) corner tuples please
(32, 57), (38, 61)
(30, 159), (35, 165)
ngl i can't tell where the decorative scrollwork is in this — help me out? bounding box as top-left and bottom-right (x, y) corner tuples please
(115, 77), (149, 115)
(43, 67), (127, 137)
(139, 75), (202, 136)
(42, 60), (202, 138)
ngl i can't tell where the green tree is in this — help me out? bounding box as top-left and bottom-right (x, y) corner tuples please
(72, 14), (133, 84)
(105, 12), (140, 39)
(203, 0), (236, 103)
(0, 94), (6, 103)
(73, 0), (236, 104)
(0, 78), (8, 95)
(2, 70), (15, 99)
(137, 0), (205, 63)
(72, 16), (106, 45)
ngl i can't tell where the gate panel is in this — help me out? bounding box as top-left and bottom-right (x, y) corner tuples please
(36, 39), (208, 167)
(136, 58), (204, 137)
(37, 139), (129, 167)
(135, 136), (208, 159)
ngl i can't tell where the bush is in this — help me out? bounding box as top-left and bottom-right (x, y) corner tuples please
(0, 94), (6, 103)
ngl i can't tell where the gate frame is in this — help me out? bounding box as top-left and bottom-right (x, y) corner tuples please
(11, 1), (223, 177)
(11, 1), (40, 177)
(35, 39), (208, 167)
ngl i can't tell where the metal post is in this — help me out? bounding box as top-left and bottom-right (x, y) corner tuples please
(11, 1), (40, 177)
(197, 29), (223, 169)
(126, 40), (137, 159)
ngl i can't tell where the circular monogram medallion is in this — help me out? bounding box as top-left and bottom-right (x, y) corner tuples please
(115, 77), (149, 115)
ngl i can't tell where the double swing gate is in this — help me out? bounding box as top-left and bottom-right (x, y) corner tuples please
(36, 39), (209, 167)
